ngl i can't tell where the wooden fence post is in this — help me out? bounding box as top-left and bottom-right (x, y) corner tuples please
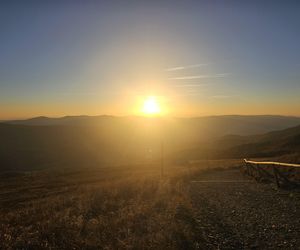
(273, 166), (280, 188)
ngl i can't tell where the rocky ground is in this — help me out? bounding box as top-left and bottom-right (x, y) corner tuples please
(189, 168), (300, 249)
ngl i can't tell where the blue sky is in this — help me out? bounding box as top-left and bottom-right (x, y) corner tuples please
(1, 1), (300, 118)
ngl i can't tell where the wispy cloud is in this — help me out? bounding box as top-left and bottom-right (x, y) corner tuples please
(165, 63), (212, 71)
(169, 73), (231, 80)
(174, 84), (209, 87)
(211, 95), (234, 99)
(172, 93), (202, 97)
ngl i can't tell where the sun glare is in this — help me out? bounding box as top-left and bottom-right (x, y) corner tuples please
(142, 96), (161, 115)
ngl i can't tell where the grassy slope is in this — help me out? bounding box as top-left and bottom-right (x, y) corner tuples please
(0, 164), (200, 249)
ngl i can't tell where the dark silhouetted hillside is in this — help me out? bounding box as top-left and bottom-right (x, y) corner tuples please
(177, 124), (300, 161)
(224, 124), (300, 158)
(5, 115), (300, 136)
(1, 115), (300, 171)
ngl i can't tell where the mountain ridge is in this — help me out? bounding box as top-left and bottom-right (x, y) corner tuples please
(3, 115), (300, 136)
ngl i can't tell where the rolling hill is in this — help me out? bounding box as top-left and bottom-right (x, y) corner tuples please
(177, 124), (300, 162)
(5, 115), (300, 136)
(1, 115), (300, 171)
(223, 124), (300, 158)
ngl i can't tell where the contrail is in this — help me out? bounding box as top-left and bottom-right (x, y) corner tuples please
(169, 73), (231, 80)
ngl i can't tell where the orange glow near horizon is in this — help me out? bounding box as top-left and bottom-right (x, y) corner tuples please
(1, 93), (300, 120)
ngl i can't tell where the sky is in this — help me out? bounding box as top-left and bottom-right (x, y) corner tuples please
(1, 0), (300, 119)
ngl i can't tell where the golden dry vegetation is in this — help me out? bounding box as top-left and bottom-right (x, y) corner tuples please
(0, 163), (203, 249)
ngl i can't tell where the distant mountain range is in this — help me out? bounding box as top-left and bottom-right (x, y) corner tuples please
(4, 115), (300, 136)
(1, 115), (300, 171)
(5, 115), (116, 126)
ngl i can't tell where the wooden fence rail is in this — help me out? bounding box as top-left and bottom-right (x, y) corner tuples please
(243, 159), (300, 188)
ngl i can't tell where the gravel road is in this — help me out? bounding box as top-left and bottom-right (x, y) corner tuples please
(190, 168), (300, 249)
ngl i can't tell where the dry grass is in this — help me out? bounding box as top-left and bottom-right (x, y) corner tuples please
(0, 163), (209, 249)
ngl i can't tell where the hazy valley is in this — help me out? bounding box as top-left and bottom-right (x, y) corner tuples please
(1, 115), (300, 172)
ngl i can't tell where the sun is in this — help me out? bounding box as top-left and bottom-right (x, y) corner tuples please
(142, 96), (161, 115)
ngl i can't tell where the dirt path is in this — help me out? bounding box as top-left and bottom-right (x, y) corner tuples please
(190, 168), (300, 249)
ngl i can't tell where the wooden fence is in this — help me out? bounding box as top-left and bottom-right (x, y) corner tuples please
(243, 159), (300, 188)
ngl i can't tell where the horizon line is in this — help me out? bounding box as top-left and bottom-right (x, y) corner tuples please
(1, 113), (300, 121)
